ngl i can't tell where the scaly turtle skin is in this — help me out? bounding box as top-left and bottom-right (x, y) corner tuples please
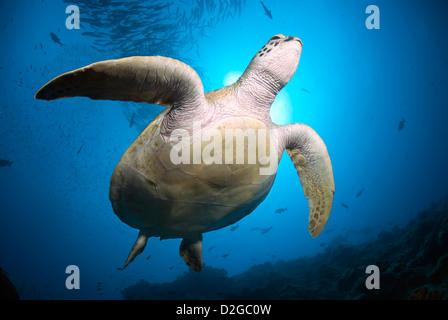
(35, 34), (335, 272)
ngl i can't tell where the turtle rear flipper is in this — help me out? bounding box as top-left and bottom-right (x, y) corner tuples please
(179, 234), (203, 272)
(123, 230), (150, 269)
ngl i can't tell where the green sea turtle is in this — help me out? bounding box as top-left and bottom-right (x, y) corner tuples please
(35, 34), (335, 272)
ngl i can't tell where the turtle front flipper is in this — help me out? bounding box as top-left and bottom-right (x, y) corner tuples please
(179, 234), (203, 272)
(123, 230), (150, 269)
(279, 123), (335, 237)
(35, 56), (205, 108)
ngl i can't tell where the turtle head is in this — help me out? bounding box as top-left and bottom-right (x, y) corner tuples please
(234, 35), (303, 122)
(245, 34), (303, 91)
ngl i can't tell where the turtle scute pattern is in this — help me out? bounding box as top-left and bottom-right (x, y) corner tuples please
(110, 115), (276, 238)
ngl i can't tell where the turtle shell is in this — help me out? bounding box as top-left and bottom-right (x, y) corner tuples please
(109, 112), (278, 239)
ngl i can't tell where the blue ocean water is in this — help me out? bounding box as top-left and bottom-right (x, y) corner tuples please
(0, 0), (447, 299)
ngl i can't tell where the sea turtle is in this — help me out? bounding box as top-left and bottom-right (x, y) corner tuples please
(35, 34), (335, 272)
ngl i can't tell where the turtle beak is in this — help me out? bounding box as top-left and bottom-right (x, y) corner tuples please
(285, 36), (302, 51)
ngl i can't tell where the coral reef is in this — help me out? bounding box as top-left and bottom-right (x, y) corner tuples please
(0, 267), (20, 300)
(121, 195), (448, 300)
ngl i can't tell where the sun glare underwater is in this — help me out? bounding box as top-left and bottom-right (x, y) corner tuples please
(1, 0), (448, 300)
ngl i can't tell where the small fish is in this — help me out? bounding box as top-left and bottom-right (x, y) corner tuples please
(77, 143), (84, 154)
(250, 227), (260, 231)
(320, 242), (326, 247)
(230, 224), (239, 231)
(146, 255), (151, 260)
(116, 267), (123, 271)
(260, 226), (273, 234)
(341, 203), (349, 209)
(274, 207), (288, 214)
(398, 118), (405, 132)
(324, 228), (334, 234)
(356, 188), (365, 198)
(222, 253), (229, 258)
(129, 112), (135, 128)
(208, 245), (216, 251)
(0, 160), (13, 167)
(301, 88), (310, 93)
(50, 32), (64, 46)
(260, 1), (273, 19)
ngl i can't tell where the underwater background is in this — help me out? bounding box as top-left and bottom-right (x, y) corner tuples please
(0, 0), (447, 300)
